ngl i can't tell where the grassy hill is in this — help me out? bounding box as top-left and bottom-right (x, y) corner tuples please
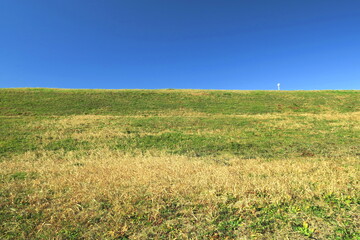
(1, 88), (359, 239)
(0, 88), (359, 116)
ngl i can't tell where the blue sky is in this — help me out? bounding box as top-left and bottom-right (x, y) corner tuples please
(1, 0), (360, 90)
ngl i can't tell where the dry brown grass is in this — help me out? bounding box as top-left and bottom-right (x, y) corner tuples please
(1, 148), (359, 239)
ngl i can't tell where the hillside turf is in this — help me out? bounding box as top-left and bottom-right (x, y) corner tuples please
(0, 88), (359, 239)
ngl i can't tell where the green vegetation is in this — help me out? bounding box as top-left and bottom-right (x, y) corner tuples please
(0, 88), (359, 116)
(1, 88), (359, 239)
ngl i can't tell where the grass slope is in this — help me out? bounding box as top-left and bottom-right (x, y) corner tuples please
(0, 88), (359, 239)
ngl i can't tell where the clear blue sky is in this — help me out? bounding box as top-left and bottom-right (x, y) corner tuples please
(1, 0), (360, 90)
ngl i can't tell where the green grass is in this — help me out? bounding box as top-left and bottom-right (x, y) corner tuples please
(1, 114), (358, 160)
(0, 88), (359, 239)
(0, 88), (359, 116)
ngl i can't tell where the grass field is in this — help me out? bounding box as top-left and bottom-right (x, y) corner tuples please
(1, 88), (359, 239)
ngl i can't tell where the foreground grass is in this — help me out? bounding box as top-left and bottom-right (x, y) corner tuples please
(0, 89), (359, 239)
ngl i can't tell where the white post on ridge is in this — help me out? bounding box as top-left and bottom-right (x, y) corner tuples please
(277, 83), (280, 91)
